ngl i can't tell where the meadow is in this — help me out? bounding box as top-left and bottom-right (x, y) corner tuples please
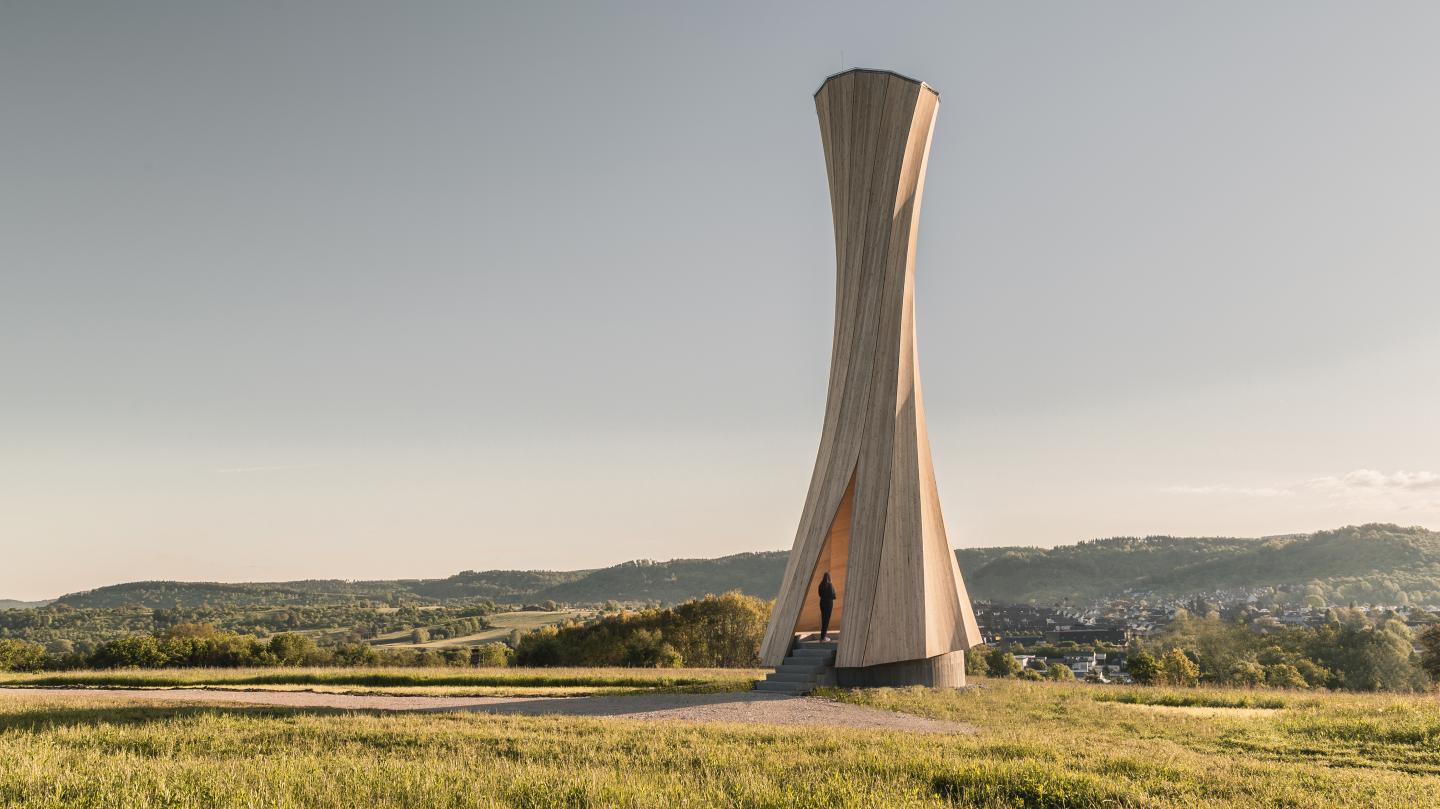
(0, 666), (761, 696)
(2, 674), (1438, 807)
(369, 610), (590, 649)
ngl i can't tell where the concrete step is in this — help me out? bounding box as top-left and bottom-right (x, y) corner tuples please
(764, 636), (839, 696)
(792, 647), (836, 659)
(789, 644), (835, 659)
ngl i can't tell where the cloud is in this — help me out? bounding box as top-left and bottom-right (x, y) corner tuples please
(1301, 470), (1440, 509)
(1303, 469), (1440, 495)
(1160, 484), (1292, 498)
(1163, 469), (1440, 510)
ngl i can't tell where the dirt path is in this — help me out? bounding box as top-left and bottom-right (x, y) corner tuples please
(0, 687), (971, 733)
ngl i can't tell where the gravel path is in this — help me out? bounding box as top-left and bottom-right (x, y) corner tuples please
(0, 687), (971, 733)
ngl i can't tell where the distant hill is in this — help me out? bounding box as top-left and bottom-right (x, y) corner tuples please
(0, 599), (52, 611)
(52, 555), (785, 610)
(957, 524), (1440, 604)
(47, 523), (1440, 609)
(527, 553), (786, 605)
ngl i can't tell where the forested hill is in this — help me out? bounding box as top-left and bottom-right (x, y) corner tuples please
(956, 524), (1440, 604)
(0, 599), (51, 611)
(43, 524), (1440, 608)
(50, 553), (787, 610)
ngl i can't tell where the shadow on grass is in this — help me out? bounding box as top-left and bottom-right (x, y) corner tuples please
(416, 690), (802, 719)
(2, 672), (737, 689)
(0, 690), (806, 732)
(0, 702), (362, 734)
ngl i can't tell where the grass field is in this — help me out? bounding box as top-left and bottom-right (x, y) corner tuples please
(368, 610), (590, 649)
(0, 666), (760, 696)
(2, 676), (1438, 807)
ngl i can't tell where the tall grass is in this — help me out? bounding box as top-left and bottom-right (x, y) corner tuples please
(1091, 688), (1289, 710)
(0, 666), (763, 694)
(1, 678), (1438, 807)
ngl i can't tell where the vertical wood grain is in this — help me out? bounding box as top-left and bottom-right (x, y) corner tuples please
(761, 70), (982, 668)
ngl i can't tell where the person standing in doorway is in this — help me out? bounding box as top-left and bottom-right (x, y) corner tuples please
(818, 572), (837, 641)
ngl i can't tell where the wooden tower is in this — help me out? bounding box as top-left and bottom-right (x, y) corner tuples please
(759, 69), (981, 685)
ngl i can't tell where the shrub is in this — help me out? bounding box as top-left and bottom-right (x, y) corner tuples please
(1127, 650), (1159, 685)
(0, 639), (47, 672)
(513, 592), (766, 668)
(1158, 649), (1200, 687)
(1264, 663), (1309, 689)
(1045, 663), (1075, 681)
(470, 642), (514, 667)
(986, 647), (1022, 678)
(965, 646), (990, 676)
(269, 633), (322, 666)
(90, 635), (168, 668)
(1227, 661), (1265, 688)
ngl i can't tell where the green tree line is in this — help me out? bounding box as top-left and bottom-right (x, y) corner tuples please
(975, 608), (1440, 692)
(0, 623), (516, 671)
(513, 592), (769, 668)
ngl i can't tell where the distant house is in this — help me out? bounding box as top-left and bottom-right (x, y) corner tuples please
(1046, 628), (1130, 645)
(992, 635), (1045, 648)
(1063, 651), (1099, 675)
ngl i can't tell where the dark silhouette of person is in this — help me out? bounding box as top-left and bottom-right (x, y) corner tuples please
(818, 572), (837, 641)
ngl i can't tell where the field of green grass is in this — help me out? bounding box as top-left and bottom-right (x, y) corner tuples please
(1, 676), (1438, 807)
(0, 666), (760, 696)
(368, 610), (590, 649)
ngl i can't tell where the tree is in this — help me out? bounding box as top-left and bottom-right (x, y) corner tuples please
(985, 646), (1022, 678)
(1158, 649), (1200, 687)
(163, 622), (224, 640)
(470, 643), (514, 667)
(331, 643), (380, 667)
(0, 639), (47, 672)
(1310, 610), (1425, 692)
(965, 646), (990, 677)
(90, 635), (168, 668)
(1127, 650), (1159, 685)
(664, 592), (769, 667)
(513, 627), (566, 666)
(1418, 624), (1440, 681)
(269, 633), (320, 666)
(411, 629), (430, 644)
(1227, 661), (1265, 688)
(1045, 663), (1075, 681)
(622, 629), (683, 668)
(1291, 658), (1333, 689)
(1263, 663), (1309, 689)
(512, 593), (765, 668)
(45, 639), (75, 657)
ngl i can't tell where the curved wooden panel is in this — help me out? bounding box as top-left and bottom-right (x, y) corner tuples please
(760, 70), (982, 668)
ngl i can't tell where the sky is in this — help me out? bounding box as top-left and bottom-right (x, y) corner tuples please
(4, 2), (1440, 600)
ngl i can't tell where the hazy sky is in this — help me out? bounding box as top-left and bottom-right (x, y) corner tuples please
(4, 2), (1440, 600)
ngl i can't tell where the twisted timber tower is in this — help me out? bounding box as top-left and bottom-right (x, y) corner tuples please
(760, 69), (981, 687)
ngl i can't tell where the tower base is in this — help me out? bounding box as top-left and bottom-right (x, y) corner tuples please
(835, 650), (967, 688)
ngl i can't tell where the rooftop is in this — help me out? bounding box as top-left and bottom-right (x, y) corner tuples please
(814, 68), (938, 98)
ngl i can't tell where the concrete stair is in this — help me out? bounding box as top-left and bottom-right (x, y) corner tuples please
(755, 636), (837, 695)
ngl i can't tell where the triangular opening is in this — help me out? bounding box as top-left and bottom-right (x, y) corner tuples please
(794, 473), (854, 635)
